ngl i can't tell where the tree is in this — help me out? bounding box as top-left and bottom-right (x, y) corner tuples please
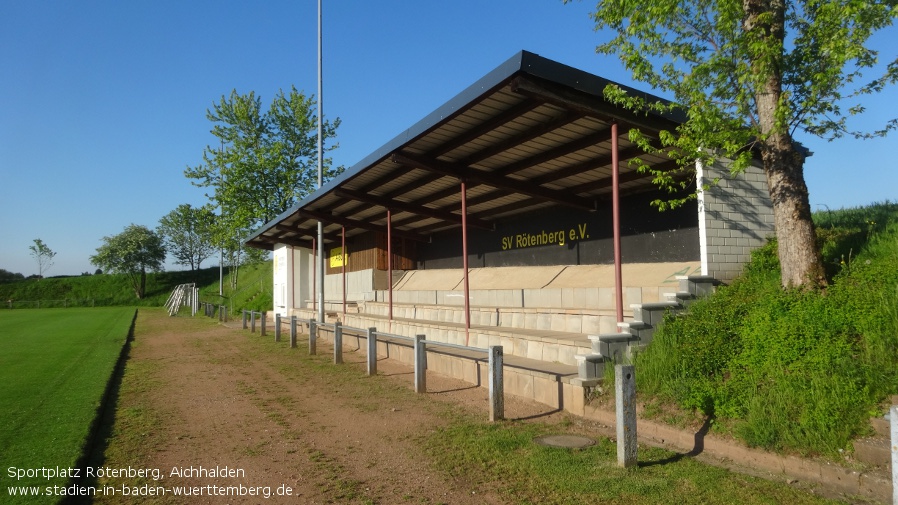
(0, 269), (25, 284)
(186, 86), (342, 288)
(578, 0), (897, 288)
(157, 204), (216, 271)
(28, 239), (56, 280)
(186, 86), (342, 231)
(90, 224), (166, 299)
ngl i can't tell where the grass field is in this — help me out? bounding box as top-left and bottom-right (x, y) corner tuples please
(0, 308), (135, 503)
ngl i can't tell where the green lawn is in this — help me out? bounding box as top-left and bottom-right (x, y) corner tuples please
(0, 308), (134, 503)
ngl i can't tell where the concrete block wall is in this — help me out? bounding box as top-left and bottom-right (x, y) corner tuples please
(699, 159), (775, 283)
(321, 268), (388, 303)
(373, 286), (677, 312)
(297, 308), (592, 367)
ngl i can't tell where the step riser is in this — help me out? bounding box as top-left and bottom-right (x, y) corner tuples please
(299, 311), (592, 367)
(579, 275), (720, 380)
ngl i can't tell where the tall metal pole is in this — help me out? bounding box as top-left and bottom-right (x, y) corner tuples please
(219, 141), (224, 297)
(316, 0), (325, 324)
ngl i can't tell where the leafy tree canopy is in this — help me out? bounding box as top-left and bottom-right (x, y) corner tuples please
(186, 87), (342, 239)
(90, 224), (166, 299)
(0, 269), (25, 284)
(576, 0), (897, 287)
(158, 203), (216, 271)
(29, 238), (56, 280)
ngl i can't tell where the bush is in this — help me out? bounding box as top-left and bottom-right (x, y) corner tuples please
(637, 202), (898, 457)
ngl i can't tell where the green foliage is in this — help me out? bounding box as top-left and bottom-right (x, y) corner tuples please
(578, 0), (896, 288)
(186, 87), (342, 250)
(28, 238), (56, 279)
(0, 267), (222, 307)
(91, 224), (166, 299)
(0, 268), (25, 284)
(157, 203), (217, 271)
(581, 0), (897, 172)
(0, 260), (273, 314)
(200, 260), (273, 313)
(637, 202), (898, 457)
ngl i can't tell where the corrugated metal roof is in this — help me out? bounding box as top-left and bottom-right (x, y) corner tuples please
(246, 50), (685, 251)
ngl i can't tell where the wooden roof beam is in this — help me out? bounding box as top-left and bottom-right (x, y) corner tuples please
(297, 209), (431, 243)
(391, 152), (596, 212)
(335, 188), (494, 231)
(509, 75), (680, 136)
(428, 98), (543, 158)
(493, 128), (612, 177)
(458, 109), (586, 166)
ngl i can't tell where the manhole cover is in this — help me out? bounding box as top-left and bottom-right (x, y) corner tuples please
(533, 435), (596, 449)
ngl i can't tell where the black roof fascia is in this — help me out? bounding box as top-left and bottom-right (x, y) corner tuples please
(246, 50), (682, 245)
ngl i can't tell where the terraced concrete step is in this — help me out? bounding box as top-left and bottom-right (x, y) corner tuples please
(852, 437), (889, 466)
(588, 333), (639, 359)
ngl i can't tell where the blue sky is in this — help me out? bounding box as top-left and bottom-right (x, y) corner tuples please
(1, 1), (895, 277)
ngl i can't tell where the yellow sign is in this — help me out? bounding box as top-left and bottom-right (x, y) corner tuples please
(329, 247), (344, 268)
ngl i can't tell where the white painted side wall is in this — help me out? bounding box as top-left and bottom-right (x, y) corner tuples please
(272, 245), (293, 317)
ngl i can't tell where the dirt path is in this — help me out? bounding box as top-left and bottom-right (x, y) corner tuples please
(90, 309), (562, 504)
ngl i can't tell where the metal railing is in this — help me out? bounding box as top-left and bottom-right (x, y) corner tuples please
(260, 314), (505, 421)
(199, 302), (228, 322)
(241, 310), (267, 336)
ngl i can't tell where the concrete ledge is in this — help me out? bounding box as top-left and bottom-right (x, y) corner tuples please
(574, 403), (891, 504)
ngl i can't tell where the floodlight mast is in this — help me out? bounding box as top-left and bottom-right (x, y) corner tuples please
(316, 0), (325, 324)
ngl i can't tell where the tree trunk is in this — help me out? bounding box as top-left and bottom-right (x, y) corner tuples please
(761, 142), (827, 288)
(745, 0), (826, 288)
(137, 269), (146, 299)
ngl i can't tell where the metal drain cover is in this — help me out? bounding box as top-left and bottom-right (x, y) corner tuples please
(533, 434), (596, 449)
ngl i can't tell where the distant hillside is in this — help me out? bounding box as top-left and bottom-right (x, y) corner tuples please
(0, 262), (272, 313)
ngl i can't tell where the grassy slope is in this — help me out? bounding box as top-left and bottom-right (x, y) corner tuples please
(637, 201), (898, 457)
(0, 262), (272, 313)
(0, 308), (134, 502)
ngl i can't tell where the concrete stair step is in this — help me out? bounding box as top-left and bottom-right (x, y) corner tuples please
(588, 333), (639, 360)
(870, 416), (889, 438)
(631, 301), (682, 326)
(664, 291), (697, 302)
(677, 274), (721, 297)
(575, 353), (605, 380)
(852, 437), (889, 466)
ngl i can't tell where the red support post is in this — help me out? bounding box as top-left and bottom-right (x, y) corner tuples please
(461, 180), (471, 345)
(387, 208), (393, 322)
(612, 121), (624, 322)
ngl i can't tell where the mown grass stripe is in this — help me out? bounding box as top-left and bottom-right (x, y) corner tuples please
(0, 308), (134, 503)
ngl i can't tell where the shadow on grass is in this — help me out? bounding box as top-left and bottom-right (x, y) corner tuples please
(638, 415), (713, 468)
(63, 310), (137, 504)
